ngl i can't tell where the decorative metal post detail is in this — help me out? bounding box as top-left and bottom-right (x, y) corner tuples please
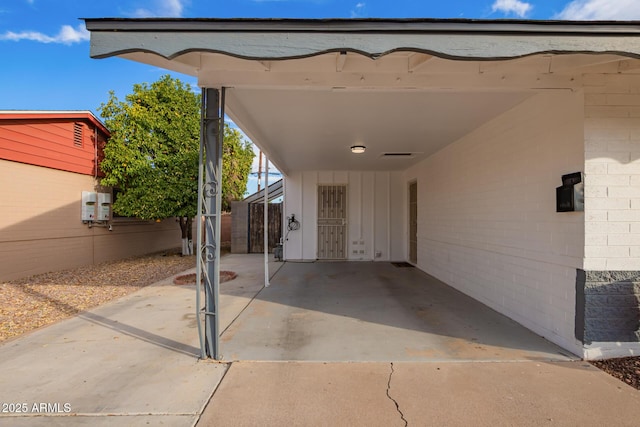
(196, 87), (224, 359)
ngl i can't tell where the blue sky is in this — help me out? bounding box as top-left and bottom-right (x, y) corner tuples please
(1, 0), (639, 117)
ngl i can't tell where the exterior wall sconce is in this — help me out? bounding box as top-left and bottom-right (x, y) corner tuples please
(351, 145), (366, 154)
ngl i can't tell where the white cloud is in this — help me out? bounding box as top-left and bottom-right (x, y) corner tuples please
(351, 2), (366, 18)
(0, 23), (89, 45)
(555, 0), (640, 20)
(132, 0), (186, 17)
(491, 0), (532, 17)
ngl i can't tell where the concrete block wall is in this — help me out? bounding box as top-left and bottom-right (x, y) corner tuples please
(580, 74), (640, 356)
(0, 160), (182, 281)
(404, 91), (585, 354)
(576, 270), (640, 343)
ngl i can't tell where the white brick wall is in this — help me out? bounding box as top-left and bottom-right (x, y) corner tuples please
(404, 91), (585, 354)
(584, 74), (640, 271)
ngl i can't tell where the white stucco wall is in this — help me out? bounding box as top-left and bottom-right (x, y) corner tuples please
(283, 170), (405, 262)
(403, 91), (585, 354)
(583, 74), (640, 271)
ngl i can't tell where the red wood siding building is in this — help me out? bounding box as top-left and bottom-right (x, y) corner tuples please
(0, 111), (109, 176)
(0, 111), (183, 281)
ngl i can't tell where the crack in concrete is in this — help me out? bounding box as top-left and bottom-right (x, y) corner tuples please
(386, 362), (408, 427)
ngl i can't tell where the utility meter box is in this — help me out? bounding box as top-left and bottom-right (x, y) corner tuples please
(97, 193), (112, 221)
(82, 191), (97, 221)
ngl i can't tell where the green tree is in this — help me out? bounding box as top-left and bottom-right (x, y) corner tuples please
(98, 75), (254, 255)
(222, 126), (254, 212)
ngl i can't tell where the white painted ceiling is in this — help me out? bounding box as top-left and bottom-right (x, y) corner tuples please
(225, 88), (532, 172)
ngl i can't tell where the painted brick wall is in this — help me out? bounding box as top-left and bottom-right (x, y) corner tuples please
(584, 74), (640, 271)
(578, 74), (640, 355)
(404, 91), (585, 354)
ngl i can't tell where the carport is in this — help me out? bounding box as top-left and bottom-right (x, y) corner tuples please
(220, 260), (572, 362)
(85, 18), (640, 360)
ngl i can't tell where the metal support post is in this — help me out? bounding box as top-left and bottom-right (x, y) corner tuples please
(264, 156), (270, 287)
(196, 87), (224, 359)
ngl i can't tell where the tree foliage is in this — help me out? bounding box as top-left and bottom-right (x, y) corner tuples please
(99, 75), (200, 221)
(222, 126), (254, 212)
(98, 75), (255, 253)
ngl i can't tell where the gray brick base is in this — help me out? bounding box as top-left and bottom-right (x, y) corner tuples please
(575, 270), (640, 344)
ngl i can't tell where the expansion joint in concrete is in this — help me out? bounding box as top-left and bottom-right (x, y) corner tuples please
(386, 362), (408, 427)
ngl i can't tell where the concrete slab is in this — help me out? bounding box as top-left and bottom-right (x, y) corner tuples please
(0, 276), (226, 426)
(216, 254), (284, 331)
(220, 262), (573, 362)
(2, 254), (638, 427)
(199, 361), (640, 427)
(391, 361), (640, 426)
(197, 362), (402, 427)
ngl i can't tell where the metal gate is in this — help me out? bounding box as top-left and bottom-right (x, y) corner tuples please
(249, 203), (282, 253)
(317, 185), (347, 259)
(409, 181), (417, 264)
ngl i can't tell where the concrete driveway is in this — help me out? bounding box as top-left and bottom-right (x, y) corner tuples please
(220, 261), (573, 362)
(2, 254), (639, 426)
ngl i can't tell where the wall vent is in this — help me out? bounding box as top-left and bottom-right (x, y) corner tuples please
(73, 123), (83, 147)
(381, 152), (416, 158)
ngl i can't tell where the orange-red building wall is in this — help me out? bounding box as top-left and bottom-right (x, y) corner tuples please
(0, 116), (106, 176)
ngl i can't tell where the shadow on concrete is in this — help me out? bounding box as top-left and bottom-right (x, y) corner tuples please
(79, 311), (200, 357)
(11, 283), (200, 357)
(219, 260), (574, 362)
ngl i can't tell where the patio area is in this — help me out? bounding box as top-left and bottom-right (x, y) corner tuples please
(220, 261), (575, 362)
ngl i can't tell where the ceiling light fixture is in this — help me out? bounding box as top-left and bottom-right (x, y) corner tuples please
(350, 145), (366, 154)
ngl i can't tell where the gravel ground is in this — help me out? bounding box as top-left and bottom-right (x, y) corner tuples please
(591, 357), (640, 391)
(1, 253), (638, 391)
(0, 250), (195, 343)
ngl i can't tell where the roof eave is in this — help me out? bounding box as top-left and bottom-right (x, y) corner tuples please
(83, 17), (640, 35)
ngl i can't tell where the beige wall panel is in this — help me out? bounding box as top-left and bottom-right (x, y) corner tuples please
(93, 221), (181, 264)
(1, 160), (183, 281)
(0, 237), (94, 280)
(1, 160), (94, 242)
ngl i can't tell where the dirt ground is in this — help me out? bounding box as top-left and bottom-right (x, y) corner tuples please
(0, 250), (195, 343)
(1, 252), (638, 391)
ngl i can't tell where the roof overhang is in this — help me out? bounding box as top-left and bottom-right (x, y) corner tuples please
(84, 18), (640, 174)
(0, 110), (110, 136)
